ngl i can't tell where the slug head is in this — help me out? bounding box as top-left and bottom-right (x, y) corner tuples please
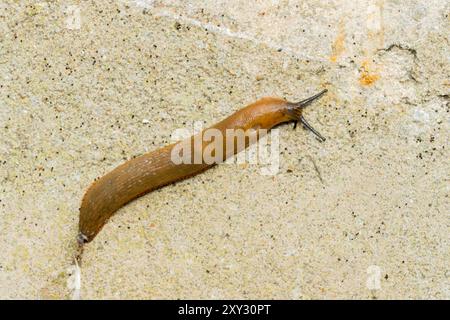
(286, 89), (328, 142)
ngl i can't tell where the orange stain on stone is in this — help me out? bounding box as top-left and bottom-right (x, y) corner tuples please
(330, 20), (346, 63)
(359, 60), (380, 86)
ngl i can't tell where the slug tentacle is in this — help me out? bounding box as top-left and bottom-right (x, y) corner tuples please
(299, 116), (326, 142)
(294, 89), (328, 108)
(287, 89), (328, 142)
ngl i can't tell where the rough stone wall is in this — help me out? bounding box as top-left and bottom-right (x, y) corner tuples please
(0, 1), (448, 299)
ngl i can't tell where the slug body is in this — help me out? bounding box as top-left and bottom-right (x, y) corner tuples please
(79, 90), (327, 243)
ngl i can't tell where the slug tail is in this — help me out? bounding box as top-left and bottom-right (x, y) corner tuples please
(77, 232), (88, 245)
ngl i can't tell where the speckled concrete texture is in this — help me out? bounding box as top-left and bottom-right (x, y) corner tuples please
(0, 0), (448, 299)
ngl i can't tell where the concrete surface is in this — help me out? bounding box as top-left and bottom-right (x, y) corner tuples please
(0, 0), (448, 299)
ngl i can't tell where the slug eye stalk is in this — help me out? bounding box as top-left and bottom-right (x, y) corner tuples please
(295, 89), (328, 108)
(297, 116), (326, 142)
(290, 89), (328, 142)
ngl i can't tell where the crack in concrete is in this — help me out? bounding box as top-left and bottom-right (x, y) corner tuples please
(379, 43), (418, 58)
(305, 155), (324, 184)
(377, 43), (420, 83)
(152, 8), (322, 62)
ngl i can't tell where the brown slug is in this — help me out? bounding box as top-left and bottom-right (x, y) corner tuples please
(78, 89), (328, 244)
